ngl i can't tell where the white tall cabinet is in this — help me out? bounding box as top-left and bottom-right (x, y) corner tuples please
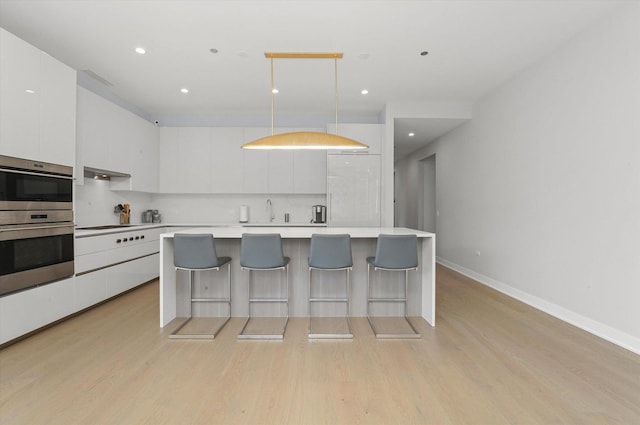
(0, 28), (76, 166)
(325, 123), (383, 227)
(327, 154), (381, 226)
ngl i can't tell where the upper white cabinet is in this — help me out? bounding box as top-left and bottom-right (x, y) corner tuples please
(243, 127), (326, 194)
(210, 127), (243, 193)
(159, 127), (244, 193)
(326, 123), (382, 155)
(77, 87), (158, 191)
(0, 28), (76, 166)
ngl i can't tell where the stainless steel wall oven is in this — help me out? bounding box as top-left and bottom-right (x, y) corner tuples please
(0, 155), (74, 296)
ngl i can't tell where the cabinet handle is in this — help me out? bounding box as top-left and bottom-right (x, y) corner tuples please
(140, 235), (145, 239)
(123, 237), (128, 242)
(135, 236), (140, 240)
(116, 239), (122, 243)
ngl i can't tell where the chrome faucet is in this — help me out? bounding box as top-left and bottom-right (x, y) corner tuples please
(266, 199), (275, 223)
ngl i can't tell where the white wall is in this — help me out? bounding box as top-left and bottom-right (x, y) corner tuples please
(395, 3), (640, 353)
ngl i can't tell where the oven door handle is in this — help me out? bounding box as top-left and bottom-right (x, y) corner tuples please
(0, 167), (73, 179)
(0, 224), (74, 241)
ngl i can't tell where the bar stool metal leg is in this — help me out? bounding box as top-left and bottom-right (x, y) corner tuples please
(169, 263), (232, 340)
(238, 265), (289, 340)
(367, 264), (420, 339)
(308, 267), (353, 339)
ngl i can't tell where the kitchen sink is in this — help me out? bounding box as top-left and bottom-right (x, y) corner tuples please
(77, 224), (138, 230)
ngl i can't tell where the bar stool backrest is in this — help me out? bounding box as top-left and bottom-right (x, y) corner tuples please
(309, 234), (353, 269)
(372, 234), (418, 270)
(240, 233), (287, 269)
(174, 234), (219, 270)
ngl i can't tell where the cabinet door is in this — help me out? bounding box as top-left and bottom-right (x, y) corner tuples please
(293, 127), (327, 194)
(210, 127), (243, 193)
(129, 119), (158, 192)
(293, 150), (326, 193)
(0, 28), (41, 160)
(242, 128), (270, 193)
(159, 127), (180, 193)
(269, 150), (293, 193)
(327, 154), (381, 226)
(38, 51), (76, 166)
(178, 127), (212, 193)
(80, 87), (113, 171)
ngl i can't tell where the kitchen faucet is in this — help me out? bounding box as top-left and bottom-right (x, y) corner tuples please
(266, 199), (275, 223)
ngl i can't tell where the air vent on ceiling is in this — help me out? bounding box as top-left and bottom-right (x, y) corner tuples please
(79, 69), (114, 87)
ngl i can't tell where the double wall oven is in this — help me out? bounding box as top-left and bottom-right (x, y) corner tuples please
(0, 155), (74, 296)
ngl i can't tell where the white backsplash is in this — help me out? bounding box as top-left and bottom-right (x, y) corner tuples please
(75, 179), (325, 226)
(150, 193), (326, 225)
(74, 178), (152, 227)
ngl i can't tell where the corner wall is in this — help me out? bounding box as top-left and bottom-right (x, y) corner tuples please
(396, 3), (640, 353)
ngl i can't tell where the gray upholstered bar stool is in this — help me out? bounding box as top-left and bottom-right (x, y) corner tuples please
(367, 234), (420, 339)
(238, 233), (290, 340)
(308, 234), (353, 339)
(170, 233), (232, 339)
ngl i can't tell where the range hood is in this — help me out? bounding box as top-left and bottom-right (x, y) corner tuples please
(83, 166), (131, 180)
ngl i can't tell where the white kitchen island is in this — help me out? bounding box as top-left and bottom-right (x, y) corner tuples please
(159, 227), (436, 329)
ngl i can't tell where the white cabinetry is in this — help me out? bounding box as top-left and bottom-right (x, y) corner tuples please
(0, 28), (76, 166)
(211, 127), (243, 193)
(77, 87), (158, 191)
(242, 127), (326, 194)
(326, 123), (382, 155)
(327, 154), (381, 226)
(0, 277), (75, 345)
(293, 150), (326, 194)
(159, 127), (244, 193)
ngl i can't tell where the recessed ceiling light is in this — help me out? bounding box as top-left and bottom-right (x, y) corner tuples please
(272, 88), (279, 94)
(361, 89), (369, 95)
(25, 89), (35, 94)
(180, 88), (189, 94)
(135, 47), (146, 55)
(408, 132), (415, 137)
(209, 48), (219, 54)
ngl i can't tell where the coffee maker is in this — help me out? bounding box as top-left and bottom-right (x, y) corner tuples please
(311, 205), (326, 224)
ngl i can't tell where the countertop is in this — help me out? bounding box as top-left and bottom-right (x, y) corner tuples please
(74, 222), (327, 237)
(160, 226), (435, 239)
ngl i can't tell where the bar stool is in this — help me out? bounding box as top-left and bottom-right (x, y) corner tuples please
(238, 233), (290, 340)
(367, 234), (420, 339)
(308, 234), (353, 339)
(170, 233), (232, 339)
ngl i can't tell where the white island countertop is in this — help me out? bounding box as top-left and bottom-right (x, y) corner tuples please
(160, 226), (435, 239)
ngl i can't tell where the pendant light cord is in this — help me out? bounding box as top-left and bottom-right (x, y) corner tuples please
(334, 58), (339, 135)
(270, 58), (275, 136)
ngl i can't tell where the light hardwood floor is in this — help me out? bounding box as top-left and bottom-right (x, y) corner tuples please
(1, 264), (639, 424)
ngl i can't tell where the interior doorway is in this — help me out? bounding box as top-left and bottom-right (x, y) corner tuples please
(418, 154), (436, 232)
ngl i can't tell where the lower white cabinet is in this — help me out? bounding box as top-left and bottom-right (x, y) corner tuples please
(105, 254), (159, 298)
(0, 277), (75, 345)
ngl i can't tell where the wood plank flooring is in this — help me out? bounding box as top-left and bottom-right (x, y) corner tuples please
(1, 264), (639, 424)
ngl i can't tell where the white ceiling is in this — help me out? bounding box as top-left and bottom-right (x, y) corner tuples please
(0, 0), (625, 158)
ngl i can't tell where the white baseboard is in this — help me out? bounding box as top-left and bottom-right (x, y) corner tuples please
(436, 257), (640, 356)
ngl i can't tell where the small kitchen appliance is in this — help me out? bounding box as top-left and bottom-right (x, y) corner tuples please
(142, 209), (153, 223)
(311, 205), (326, 224)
